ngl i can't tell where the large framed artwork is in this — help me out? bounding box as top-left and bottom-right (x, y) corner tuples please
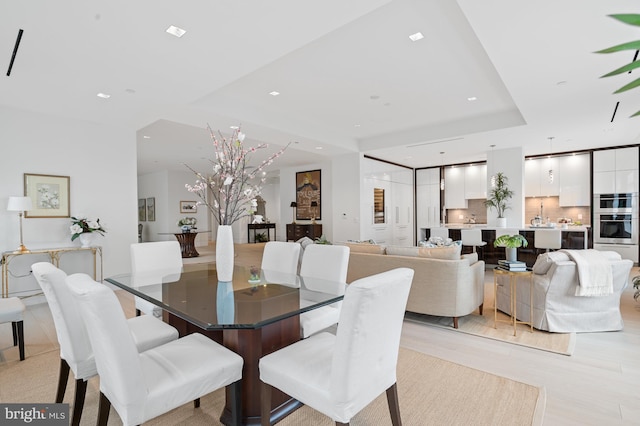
(296, 169), (321, 221)
(24, 173), (70, 218)
(138, 198), (147, 221)
(146, 197), (156, 221)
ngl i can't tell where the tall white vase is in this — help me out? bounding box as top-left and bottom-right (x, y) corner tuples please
(216, 225), (235, 282)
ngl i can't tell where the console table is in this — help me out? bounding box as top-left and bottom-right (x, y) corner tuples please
(1, 246), (103, 298)
(247, 223), (276, 243)
(286, 224), (323, 241)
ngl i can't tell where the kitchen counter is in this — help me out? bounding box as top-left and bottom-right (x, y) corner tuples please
(432, 225), (590, 232)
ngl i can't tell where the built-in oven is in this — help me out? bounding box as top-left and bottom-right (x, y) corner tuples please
(593, 193), (638, 244)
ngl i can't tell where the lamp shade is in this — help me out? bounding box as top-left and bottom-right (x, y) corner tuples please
(7, 196), (32, 212)
(290, 201), (297, 207)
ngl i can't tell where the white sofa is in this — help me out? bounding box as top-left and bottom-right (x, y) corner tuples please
(344, 243), (485, 328)
(496, 250), (632, 332)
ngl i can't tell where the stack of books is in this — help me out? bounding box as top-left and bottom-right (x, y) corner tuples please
(497, 259), (527, 271)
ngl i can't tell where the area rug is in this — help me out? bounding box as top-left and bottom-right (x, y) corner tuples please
(0, 346), (545, 426)
(405, 308), (576, 356)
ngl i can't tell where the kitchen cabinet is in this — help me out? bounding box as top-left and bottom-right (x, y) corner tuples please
(593, 147), (639, 194)
(559, 153), (590, 206)
(464, 164), (487, 199)
(444, 167), (467, 209)
(525, 157), (559, 197)
(416, 168), (441, 230)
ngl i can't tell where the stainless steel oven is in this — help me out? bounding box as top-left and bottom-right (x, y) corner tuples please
(594, 193), (638, 244)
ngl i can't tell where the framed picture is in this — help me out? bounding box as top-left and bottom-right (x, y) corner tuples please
(138, 198), (147, 221)
(24, 173), (70, 218)
(296, 169), (321, 221)
(146, 197), (156, 221)
(180, 200), (197, 213)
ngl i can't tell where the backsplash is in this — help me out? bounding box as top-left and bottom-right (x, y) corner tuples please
(525, 196), (590, 225)
(446, 199), (488, 224)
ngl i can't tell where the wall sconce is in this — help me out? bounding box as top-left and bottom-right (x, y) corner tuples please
(310, 201), (318, 224)
(290, 201), (297, 224)
(7, 196), (33, 253)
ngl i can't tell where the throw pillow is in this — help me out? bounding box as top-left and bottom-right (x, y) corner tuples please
(417, 244), (462, 260)
(532, 251), (569, 275)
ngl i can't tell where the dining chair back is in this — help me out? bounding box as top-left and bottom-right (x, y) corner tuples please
(66, 274), (243, 426)
(534, 229), (562, 253)
(298, 244), (350, 338)
(130, 241), (182, 317)
(260, 241), (300, 285)
(461, 228), (487, 253)
(259, 267), (414, 425)
(32, 262), (178, 426)
(0, 296), (25, 361)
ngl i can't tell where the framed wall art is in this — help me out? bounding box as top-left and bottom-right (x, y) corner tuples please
(138, 198), (147, 221)
(180, 200), (197, 213)
(295, 169), (321, 221)
(146, 197), (156, 221)
(24, 173), (70, 218)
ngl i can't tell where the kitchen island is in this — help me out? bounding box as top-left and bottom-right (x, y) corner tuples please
(421, 225), (590, 266)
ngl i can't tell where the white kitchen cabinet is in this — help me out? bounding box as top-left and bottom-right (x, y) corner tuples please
(525, 157), (559, 197)
(593, 150), (615, 172)
(559, 153), (590, 206)
(615, 169), (639, 193)
(593, 147), (639, 193)
(615, 147), (639, 171)
(593, 171), (615, 194)
(464, 164), (487, 199)
(524, 159), (541, 197)
(444, 167), (467, 209)
(416, 168), (441, 231)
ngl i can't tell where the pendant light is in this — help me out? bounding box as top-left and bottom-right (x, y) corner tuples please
(547, 137), (555, 183)
(489, 144), (496, 188)
(439, 152), (445, 190)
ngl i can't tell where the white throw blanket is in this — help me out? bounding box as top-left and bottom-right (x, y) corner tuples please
(561, 250), (614, 296)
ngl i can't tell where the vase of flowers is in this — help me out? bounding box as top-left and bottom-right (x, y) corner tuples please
(185, 125), (288, 282)
(70, 216), (106, 247)
(177, 217), (197, 233)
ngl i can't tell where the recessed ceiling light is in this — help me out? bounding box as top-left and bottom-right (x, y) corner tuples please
(315, 146), (323, 150)
(125, 88), (136, 94)
(230, 126), (239, 130)
(354, 124), (361, 128)
(467, 96), (477, 101)
(143, 135), (151, 139)
(97, 92), (110, 99)
(166, 25), (186, 38)
(269, 91), (280, 96)
(409, 32), (424, 42)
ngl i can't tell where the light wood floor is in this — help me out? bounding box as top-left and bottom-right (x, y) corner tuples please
(2, 246), (639, 425)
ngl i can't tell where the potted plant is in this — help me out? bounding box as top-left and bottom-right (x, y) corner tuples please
(494, 234), (528, 262)
(484, 172), (514, 228)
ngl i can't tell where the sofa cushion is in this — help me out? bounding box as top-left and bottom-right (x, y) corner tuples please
(532, 251), (569, 274)
(385, 246), (419, 257)
(341, 242), (386, 255)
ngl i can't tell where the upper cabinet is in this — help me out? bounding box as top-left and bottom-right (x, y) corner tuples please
(525, 157), (560, 197)
(444, 167), (467, 209)
(558, 153), (590, 206)
(593, 147), (639, 194)
(416, 168), (440, 229)
(464, 164), (487, 199)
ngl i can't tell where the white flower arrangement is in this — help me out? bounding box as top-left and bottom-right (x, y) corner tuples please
(185, 125), (288, 226)
(177, 217), (197, 227)
(70, 216), (106, 241)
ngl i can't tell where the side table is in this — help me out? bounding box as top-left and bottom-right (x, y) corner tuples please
(493, 267), (533, 336)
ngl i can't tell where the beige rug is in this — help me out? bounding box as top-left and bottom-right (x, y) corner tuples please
(0, 347), (544, 426)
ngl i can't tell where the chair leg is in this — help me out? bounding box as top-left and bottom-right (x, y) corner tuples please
(230, 380), (241, 426)
(336, 422), (349, 426)
(56, 359), (71, 403)
(97, 392), (111, 426)
(135, 309), (141, 316)
(71, 379), (87, 426)
(14, 321), (24, 360)
(261, 381), (271, 426)
(453, 317), (459, 329)
(193, 398), (200, 408)
(478, 303), (484, 316)
(12, 321), (18, 346)
(386, 383), (402, 426)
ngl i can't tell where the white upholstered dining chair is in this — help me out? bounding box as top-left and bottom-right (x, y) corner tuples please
(260, 241), (300, 286)
(298, 244), (350, 338)
(130, 241), (183, 317)
(66, 273), (244, 426)
(461, 228), (487, 253)
(0, 296), (25, 361)
(259, 267), (414, 426)
(534, 229), (562, 253)
(31, 262), (179, 426)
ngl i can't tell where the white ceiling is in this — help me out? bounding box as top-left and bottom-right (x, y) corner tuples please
(2, 0), (640, 176)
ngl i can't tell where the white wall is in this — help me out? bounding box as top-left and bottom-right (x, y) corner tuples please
(332, 153), (361, 242)
(486, 146), (525, 227)
(0, 106), (137, 297)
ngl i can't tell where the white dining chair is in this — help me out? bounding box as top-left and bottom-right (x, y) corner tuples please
(0, 296), (26, 361)
(31, 262), (179, 426)
(260, 241), (300, 286)
(534, 229), (562, 253)
(130, 241), (183, 317)
(461, 228), (487, 253)
(298, 244), (350, 338)
(66, 273), (243, 426)
(260, 267), (414, 426)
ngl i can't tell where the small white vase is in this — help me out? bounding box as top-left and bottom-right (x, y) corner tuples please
(78, 233), (94, 248)
(216, 225), (235, 282)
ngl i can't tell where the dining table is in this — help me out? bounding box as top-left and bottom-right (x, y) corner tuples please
(105, 263), (345, 425)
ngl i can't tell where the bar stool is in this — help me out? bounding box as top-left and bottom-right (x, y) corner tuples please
(461, 228), (487, 253)
(534, 229), (562, 254)
(430, 227), (449, 240)
(0, 297), (26, 360)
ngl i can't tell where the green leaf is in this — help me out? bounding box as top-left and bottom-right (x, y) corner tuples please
(631, 109), (640, 118)
(600, 60), (640, 77)
(613, 76), (640, 93)
(609, 14), (640, 27)
(594, 40), (640, 54)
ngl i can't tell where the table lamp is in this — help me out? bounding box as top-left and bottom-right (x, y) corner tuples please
(310, 201), (318, 224)
(290, 201), (297, 224)
(7, 196), (33, 253)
